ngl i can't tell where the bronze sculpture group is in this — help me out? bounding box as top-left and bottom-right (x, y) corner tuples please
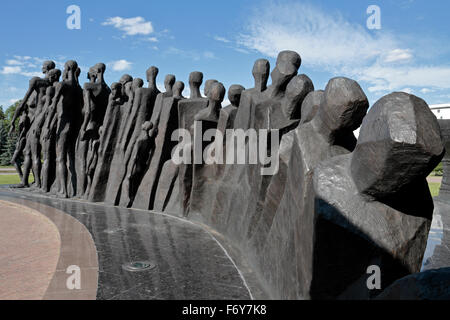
(9, 51), (445, 299)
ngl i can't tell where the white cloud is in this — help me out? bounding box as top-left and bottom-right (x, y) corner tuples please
(102, 16), (154, 36)
(14, 55), (31, 61)
(0, 55), (67, 79)
(234, 47), (250, 54)
(21, 71), (43, 77)
(237, 2), (450, 95)
(109, 60), (133, 72)
(6, 59), (22, 66)
(145, 37), (158, 42)
(383, 49), (413, 63)
(1, 66), (21, 74)
(165, 47), (217, 61)
(214, 36), (231, 43)
(420, 88), (435, 94)
(357, 64), (450, 93)
(238, 2), (399, 69)
(401, 88), (413, 94)
(203, 51), (216, 59)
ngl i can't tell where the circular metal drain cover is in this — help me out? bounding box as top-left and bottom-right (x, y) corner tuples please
(122, 261), (156, 272)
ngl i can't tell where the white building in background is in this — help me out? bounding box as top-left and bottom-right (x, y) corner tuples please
(431, 104), (450, 120)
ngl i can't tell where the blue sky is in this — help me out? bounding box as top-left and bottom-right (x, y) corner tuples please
(1, 0), (450, 108)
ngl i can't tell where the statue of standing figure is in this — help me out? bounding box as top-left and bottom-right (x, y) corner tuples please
(10, 107), (30, 181)
(47, 60), (83, 198)
(75, 63), (110, 196)
(9, 60), (56, 188)
(88, 82), (128, 202)
(104, 68), (162, 205)
(39, 69), (62, 192)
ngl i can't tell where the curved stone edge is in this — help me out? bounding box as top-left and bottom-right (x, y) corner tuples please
(0, 200), (61, 300)
(0, 197), (99, 300)
(1, 188), (262, 299)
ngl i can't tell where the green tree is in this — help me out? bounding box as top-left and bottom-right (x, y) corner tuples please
(0, 101), (22, 166)
(5, 100), (21, 130)
(0, 129), (17, 166)
(0, 121), (7, 159)
(0, 106), (5, 121)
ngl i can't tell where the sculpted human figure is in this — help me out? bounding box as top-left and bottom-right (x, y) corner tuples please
(194, 81), (225, 122)
(114, 74), (134, 141)
(47, 60), (83, 197)
(96, 74), (134, 203)
(84, 135), (101, 199)
(104, 70), (162, 205)
(119, 77), (144, 133)
(239, 77), (370, 298)
(120, 68), (161, 153)
(234, 59), (270, 130)
(39, 69), (62, 191)
(177, 72), (208, 130)
(172, 81), (185, 100)
(75, 63), (110, 196)
(10, 60), (56, 187)
(307, 92), (444, 298)
(189, 72), (203, 99)
(188, 84), (243, 216)
(253, 51), (303, 130)
(227, 85), (245, 108)
(175, 72), (210, 214)
(217, 84), (245, 135)
(296, 77), (369, 173)
(79, 63), (110, 141)
(131, 81), (186, 209)
(88, 82), (127, 202)
(40, 70), (62, 191)
(100, 82), (126, 141)
(300, 90), (324, 124)
(259, 74), (314, 133)
(268, 51), (302, 98)
(203, 79), (218, 97)
(10, 108), (30, 180)
(144, 74), (176, 138)
(120, 121), (157, 207)
(164, 74), (175, 96)
(250, 78), (367, 233)
(74, 67), (81, 85)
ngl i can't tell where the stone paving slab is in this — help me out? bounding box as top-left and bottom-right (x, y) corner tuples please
(0, 199), (99, 300)
(0, 187), (256, 300)
(0, 201), (60, 300)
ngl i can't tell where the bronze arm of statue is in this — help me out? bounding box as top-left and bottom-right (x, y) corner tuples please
(9, 78), (47, 136)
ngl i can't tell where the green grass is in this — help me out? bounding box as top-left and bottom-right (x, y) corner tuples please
(429, 182), (441, 197)
(0, 174), (22, 185)
(0, 174), (34, 185)
(0, 172), (444, 199)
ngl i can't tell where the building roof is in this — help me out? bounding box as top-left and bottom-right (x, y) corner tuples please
(430, 104), (450, 110)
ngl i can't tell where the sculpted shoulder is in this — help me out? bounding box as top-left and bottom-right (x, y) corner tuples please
(29, 77), (47, 88)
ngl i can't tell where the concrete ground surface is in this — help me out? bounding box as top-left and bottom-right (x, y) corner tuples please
(0, 199), (98, 300)
(0, 187), (260, 300)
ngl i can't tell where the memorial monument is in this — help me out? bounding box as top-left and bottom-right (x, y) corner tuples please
(7, 50), (448, 299)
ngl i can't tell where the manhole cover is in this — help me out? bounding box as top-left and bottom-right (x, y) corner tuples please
(122, 261), (156, 272)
